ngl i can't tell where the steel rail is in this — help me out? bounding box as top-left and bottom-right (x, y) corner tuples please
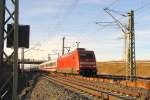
(42, 74), (137, 99)
(66, 75), (150, 98)
(51, 76), (137, 99)
(43, 76), (102, 98)
(62, 76), (140, 96)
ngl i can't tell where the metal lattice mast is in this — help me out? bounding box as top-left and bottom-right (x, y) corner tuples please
(0, 0), (5, 68)
(0, 0), (19, 99)
(127, 10), (136, 80)
(103, 8), (136, 81)
(13, 0), (19, 99)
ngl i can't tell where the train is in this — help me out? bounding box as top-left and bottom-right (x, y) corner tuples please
(39, 60), (57, 72)
(38, 48), (97, 76)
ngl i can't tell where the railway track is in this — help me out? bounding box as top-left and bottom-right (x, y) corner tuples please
(42, 73), (150, 100)
(96, 74), (150, 80)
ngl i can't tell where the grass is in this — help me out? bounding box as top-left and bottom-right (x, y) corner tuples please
(96, 61), (150, 77)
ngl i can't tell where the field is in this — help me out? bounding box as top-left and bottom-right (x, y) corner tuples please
(97, 61), (150, 77)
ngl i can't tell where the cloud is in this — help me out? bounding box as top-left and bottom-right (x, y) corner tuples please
(25, 36), (62, 60)
(17, 0), (150, 61)
(5, 28), (150, 61)
(24, 31), (123, 61)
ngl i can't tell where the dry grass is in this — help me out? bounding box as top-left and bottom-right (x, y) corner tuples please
(97, 61), (150, 77)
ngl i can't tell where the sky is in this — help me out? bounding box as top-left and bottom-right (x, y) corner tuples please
(6, 0), (150, 61)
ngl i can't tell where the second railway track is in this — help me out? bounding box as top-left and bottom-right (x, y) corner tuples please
(41, 73), (150, 100)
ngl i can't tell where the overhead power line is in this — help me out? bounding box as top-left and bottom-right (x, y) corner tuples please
(135, 1), (150, 12)
(106, 0), (119, 8)
(53, 0), (80, 33)
(102, 8), (128, 34)
(107, 9), (127, 17)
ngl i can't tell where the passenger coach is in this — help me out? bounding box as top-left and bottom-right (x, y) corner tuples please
(38, 60), (57, 72)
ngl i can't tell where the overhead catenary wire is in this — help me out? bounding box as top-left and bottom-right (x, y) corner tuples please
(53, 0), (80, 34)
(106, 0), (120, 8)
(24, 42), (42, 53)
(90, 0), (120, 21)
(84, 0), (119, 34)
(135, 8), (150, 19)
(134, 1), (150, 12)
(95, 7), (129, 63)
(92, 0), (123, 34)
(25, 0), (146, 60)
(95, 8), (128, 34)
(107, 8), (127, 17)
(95, 14), (127, 33)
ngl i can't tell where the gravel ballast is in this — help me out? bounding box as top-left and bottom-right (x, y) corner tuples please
(31, 77), (99, 100)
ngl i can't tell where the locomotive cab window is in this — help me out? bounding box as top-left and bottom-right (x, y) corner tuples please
(79, 53), (95, 59)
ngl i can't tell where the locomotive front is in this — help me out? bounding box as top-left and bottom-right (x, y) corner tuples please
(78, 49), (97, 76)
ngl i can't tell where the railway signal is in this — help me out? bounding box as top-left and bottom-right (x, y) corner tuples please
(0, 0), (20, 99)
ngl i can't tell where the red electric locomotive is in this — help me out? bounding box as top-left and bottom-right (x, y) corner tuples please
(57, 48), (97, 76)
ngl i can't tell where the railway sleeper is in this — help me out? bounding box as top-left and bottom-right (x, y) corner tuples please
(45, 76), (124, 99)
(57, 75), (142, 99)
(71, 76), (143, 97)
(52, 76), (136, 99)
(47, 73), (149, 99)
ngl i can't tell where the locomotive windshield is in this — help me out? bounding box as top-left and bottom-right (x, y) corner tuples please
(79, 53), (95, 59)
